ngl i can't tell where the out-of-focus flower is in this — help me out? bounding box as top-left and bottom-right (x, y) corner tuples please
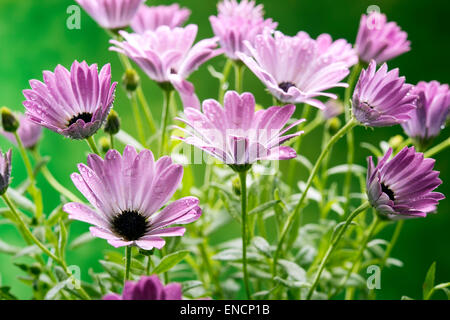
(0, 149), (12, 196)
(355, 11), (410, 64)
(237, 30), (350, 109)
(110, 25), (222, 109)
(352, 60), (416, 127)
(315, 33), (358, 67)
(210, 0), (277, 60)
(131, 3), (190, 33)
(366, 147), (444, 219)
(23, 61), (117, 140)
(103, 275), (182, 300)
(75, 0), (144, 30)
(63, 145), (202, 250)
(174, 91), (303, 171)
(322, 99), (344, 120)
(402, 81), (450, 150)
(1, 113), (42, 149)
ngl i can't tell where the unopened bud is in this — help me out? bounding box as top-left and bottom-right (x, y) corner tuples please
(327, 117), (341, 135)
(1, 107), (19, 133)
(104, 110), (120, 135)
(99, 136), (111, 153)
(122, 68), (140, 92)
(388, 135), (404, 150)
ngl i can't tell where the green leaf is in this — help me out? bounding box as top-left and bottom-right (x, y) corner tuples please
(14, 245), (41, 259)
(248, 200), (280, 216)
(278, 259), (306, 282)
(252, 236), (272, 257)
(182, 280), (204, 293)
(69, 232), (94, 250)
(423, 261), (436, 300)
(0, 239), (21, 255)
(45, 278), (72, 300)
(327, 164), (366, 176)
(46, 205), (65, 226)
(360, 142), (382, 157)
(401, 295), (414, 300)
(152, 250), (189, 274)
(58, 219), (68, 260)
(115, 130), (145, 151)
(6, 188), (35, 212)
(0, 286), (18, 300)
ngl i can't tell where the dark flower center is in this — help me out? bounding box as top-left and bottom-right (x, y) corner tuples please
(278, 82), (296, 93)
(68, 112), (93, 126)
(111, 210), (148, 241)
(381, 183), (395, 201)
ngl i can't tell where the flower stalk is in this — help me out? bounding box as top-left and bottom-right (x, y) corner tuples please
(306, 201), (371, 300)
(238, 170), (252, 300)
(272, 117), (358, 278)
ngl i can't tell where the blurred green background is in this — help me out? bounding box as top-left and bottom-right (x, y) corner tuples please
(0, 0), (448, 299)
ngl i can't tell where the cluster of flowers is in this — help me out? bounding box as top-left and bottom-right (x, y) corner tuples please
(0, 0), (448, 300)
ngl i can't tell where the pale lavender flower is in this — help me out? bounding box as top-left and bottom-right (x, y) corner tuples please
(110, 25), (222, 109)
(315, 33), (358, 67)
(131, 3), (190, 33)
(209, 0), (277, 60)
(103, 275), (182, 300)
(23, 61), (117, 140)
(1, 113), (42, 149)
(75, 0), (144, 30)
(63, 145), (202, 250)
(352, 60), (416, 127)
(355, 11), (410, 64)
(402, 81), (450, 149)
(322, 99), (344, 120)
(237, 30), (350, 109)
(366, 147), (444, 219)
(174, 91), (304, 170)
(0, 149), (12, 196)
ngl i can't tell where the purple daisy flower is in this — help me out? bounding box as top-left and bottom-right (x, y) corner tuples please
(209, 0), (277, 60)
(0, 149), (12, 196)
(366, 147), (444, 219)
(237, 30), (350, 109)
(103, 275), (182, 300)
(402, 81), (450, 149)
(63, 145), (202, 250)
(174, 91), (304, 170)
(23, 61), (117, 140)
(110, 25), (222, 109)
(131, 3), (191, 33)
(75, 0), (144, 30)
(1, 113), (42, 149)
(352, 60), (417, 127)
(355, 11), (410, 64)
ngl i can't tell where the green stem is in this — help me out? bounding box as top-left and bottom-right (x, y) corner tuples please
(1, 194), (91, 300)
(86, 136), (100, 156)
(199, 240), (225, 299)
(306, 201), (371, 300)
(109, 133), (115, 150)
(368, 220), (404, 300)
(136, 86), (157, 134)
(14, 132), (35, 183)
(125, 246), (132, 283)
(234, 62), (244, 93)
(32, 151), (82, 203)
(238, 170), (252, 299)
(343, 63), (362, 215)
(131, 92), (147, 147)
(424, 137), (450, 158)
(219, 59), (233, 103)
(339, 214), (380, 300)
(272, 118), (358, 278)
(158, 89), (173, 157)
